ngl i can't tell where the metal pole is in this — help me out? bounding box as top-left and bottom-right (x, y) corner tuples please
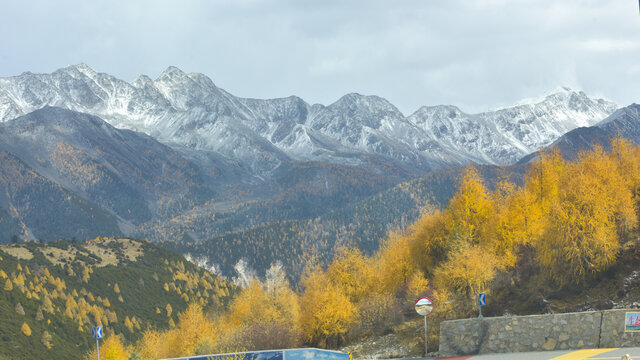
(96, 338), (100, 360)
(424, 315), (428, 356)
(479, 304), (483, 318)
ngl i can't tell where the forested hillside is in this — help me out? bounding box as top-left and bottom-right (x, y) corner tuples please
(0, 237), (236, 359)
(166, 164), (525, 280)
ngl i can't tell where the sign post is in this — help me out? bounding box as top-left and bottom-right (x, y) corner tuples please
(415, 297), (433, 356)
(92, 326), (103, 360)
(477, 293), (486, 318)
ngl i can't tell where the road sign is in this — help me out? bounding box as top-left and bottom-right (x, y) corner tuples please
(92, 326), (103, 339)
(415, 297), (433, 356)
(477, 293), (486, 306)
(415, 297), (433, 316)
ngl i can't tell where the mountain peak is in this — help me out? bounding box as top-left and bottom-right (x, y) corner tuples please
(65, 63), (98, 77)
(507, 86), (584, 108)
(132, 74), (154, 88)
(156, 66), (187, 81)
(332, 93), (398, 110)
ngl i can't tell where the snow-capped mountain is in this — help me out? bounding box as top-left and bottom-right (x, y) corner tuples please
(0, 64), (618, 174)
(519, 103), (640, 163)
(407, 88), (618, 165)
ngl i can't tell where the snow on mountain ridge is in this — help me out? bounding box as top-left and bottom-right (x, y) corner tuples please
(0, 64), (618, 174)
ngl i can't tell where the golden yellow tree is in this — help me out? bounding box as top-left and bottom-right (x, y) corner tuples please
(536, 147), (636, 284)
(407, 209), (449, 277)
(327, 247), (374, 303)
(152, 303), (215, 359)
(21, 322), (31, 336)
(445, 166), (494, 246)
(523, 149), (564, 241)
(375, 231), (414, 294)
(84, 335), (131, 360)
(299, 266), (356, 347)
(491, 181), (529, 266)
(433, 243), (502, 301)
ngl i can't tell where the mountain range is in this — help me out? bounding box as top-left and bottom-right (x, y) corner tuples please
(0, 64), (616, 175)
(0, 64), (633, 278)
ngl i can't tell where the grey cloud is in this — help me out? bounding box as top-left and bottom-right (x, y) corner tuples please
(1, 0), (639, 114)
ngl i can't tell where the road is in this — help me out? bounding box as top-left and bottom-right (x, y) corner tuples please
(429, 347), (640, 360)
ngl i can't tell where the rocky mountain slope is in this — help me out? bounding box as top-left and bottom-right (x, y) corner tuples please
(0, 107), (226, 240)
(0, 65), (617, 175)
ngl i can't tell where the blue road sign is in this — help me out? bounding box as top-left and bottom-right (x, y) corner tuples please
(477, 293), (486, 306)
(92, 326), (103, 339)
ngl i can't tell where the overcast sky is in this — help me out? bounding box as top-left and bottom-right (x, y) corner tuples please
(1, 0), (639, 114)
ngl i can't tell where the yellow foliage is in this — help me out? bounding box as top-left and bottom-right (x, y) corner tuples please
(136, 330), (164, 360)
(299, 267), (356, 345)
(160, 303), (216, 357)
(446, 166), (494, 245)
(21, 322), (31, 336)
(327, 247), (374, 303)
(433, 244), (501, 300)
(4, 279), (13, 291)
(523, 149), (564, 240)
(375, 232), (413, 294)
(84, 335), (131, 360)
(406, 272), (430, 301)
(224, 279), (299, 329)
(124, 316), (134, 333)
(407, 209), (450, 276)
(491, 182), (529, 266)
(535, 147), (636, 283)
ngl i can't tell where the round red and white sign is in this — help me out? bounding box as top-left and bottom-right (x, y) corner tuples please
(415, 297), (433, 316)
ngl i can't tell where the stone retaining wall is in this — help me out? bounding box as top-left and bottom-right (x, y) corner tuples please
(439, 309), (640, 356)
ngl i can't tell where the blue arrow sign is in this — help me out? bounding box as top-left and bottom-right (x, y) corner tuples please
(92, 326), (103, 339)
(477, 293), (486, 306)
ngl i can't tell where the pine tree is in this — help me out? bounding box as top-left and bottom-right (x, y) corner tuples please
(4, 278), (13, 291)
(15, 302), (25, 316)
